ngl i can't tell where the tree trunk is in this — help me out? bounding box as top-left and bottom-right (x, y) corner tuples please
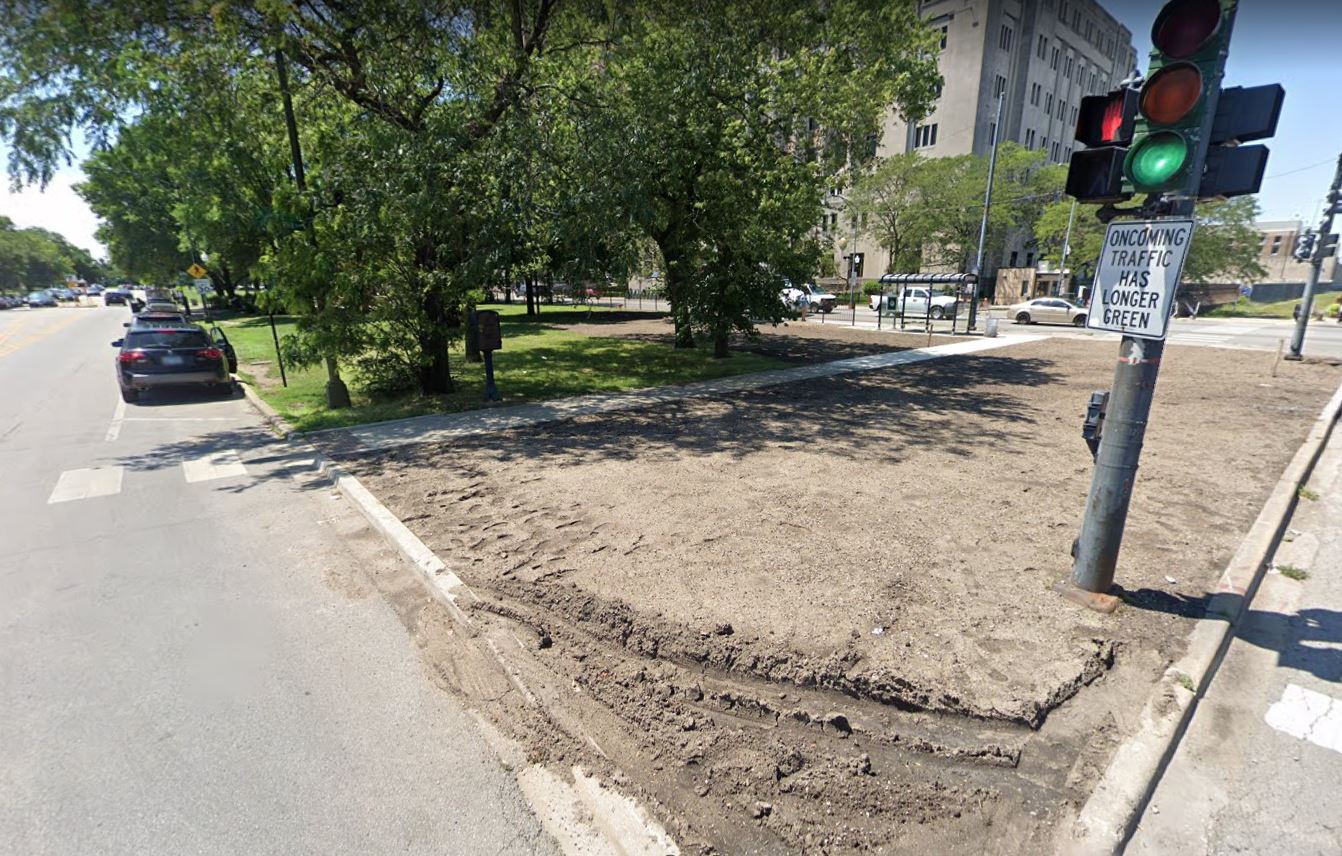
(712, 328), (729, 358)
(324, 357), (352, 408)
(525, 275), (536, 316)
(664, 260), (695, 348)
(418, 289), (455, 394)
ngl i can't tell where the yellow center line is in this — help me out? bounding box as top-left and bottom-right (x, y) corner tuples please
(0, 312), (86, 359)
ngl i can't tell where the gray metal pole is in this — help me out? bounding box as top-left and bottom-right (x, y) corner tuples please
(1060, 198), (1077, 295)
(1065, 335), (1166, 605)
(1286, 153), (1342, 361)
(1062, 197), (1193, 609)
(968, 94), (1005, 331)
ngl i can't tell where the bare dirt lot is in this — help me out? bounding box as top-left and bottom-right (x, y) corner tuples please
(338, 335), (1340, 853)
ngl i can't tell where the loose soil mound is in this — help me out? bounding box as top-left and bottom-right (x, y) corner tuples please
(341, 338), (1339, 852)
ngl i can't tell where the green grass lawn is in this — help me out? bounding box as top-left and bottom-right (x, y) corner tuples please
(219, 303), (784, 433)
(1204, 297), (1301, 319)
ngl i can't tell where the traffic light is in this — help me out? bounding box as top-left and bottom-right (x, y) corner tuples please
(1124, 0), (1232, 195)
(1320, 234), (1339, 260)
(1066, 88), (1138, 203)
(1293, 231), (1317, 262)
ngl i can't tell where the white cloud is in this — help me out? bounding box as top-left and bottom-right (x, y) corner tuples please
(0, 169), (106, 258)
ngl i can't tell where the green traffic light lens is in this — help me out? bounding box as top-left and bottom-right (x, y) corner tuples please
(1127, 131), (1189, 189)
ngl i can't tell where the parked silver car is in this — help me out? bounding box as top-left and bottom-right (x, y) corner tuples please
(1009, 297), (1088, 326)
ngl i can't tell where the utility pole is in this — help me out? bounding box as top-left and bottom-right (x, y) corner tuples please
(1059, 198), (1077, 295)
(969, 93), (1005, 331)
(1285, 152), (1342, 361)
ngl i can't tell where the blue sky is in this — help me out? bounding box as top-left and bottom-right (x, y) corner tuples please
(1, 0), (1338, 257)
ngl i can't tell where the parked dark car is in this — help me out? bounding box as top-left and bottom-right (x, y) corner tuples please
(125, 311), (191, 329)
(208, 325), (238, 373)
(112, 326), (233, 403)
(52, 288), (78, 302)
(26, 291), (57, 307)
(103, 290), (129, 306)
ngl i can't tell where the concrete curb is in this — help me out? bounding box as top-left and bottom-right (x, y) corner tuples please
(237, 382), (677, 854)
(1062, 377), (1342, 855)
(239, 381), (296, 439)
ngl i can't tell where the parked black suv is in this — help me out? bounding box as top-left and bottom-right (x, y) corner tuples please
(112, 326), (233, 403)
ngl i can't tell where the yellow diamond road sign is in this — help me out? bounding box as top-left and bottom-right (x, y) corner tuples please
(186, 263), (208, 279)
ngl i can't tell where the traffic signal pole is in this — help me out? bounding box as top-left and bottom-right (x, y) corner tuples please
(1061, 0), (1261, 609)
(1286, 153), (1342, 361)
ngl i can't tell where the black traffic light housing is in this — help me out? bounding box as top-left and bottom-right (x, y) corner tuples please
(1066, 88), (1139, 204)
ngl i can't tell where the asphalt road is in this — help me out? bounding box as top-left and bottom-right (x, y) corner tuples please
(0, 307), (555, 855)
(1129, 403), (1342, 855)
(803, 308), (1342, 360)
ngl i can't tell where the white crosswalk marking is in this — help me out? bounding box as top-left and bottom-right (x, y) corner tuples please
(1265, 683), (1342, 755)
(48, 467), (124, 504)
(1172, 333), (1232, 345)
(181, 450), (248, 484)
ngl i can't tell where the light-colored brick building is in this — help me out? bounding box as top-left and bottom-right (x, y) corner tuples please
(1246, 220), (1342, 301)
(825, 0), (1137, 281)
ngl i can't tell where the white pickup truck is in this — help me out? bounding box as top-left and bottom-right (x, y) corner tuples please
(869, 287), (959, 320)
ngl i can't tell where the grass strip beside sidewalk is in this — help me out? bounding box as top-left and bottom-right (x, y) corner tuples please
(219, 306), (785, 433)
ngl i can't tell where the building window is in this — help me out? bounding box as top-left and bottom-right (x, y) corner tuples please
(1057, 98), (1067, 119)
(1064, 55), (1074, 78)
(1045, 92), (1054, 113)
(994, 74), (1007, 97)
(1030, 83), (1042, 106)
(988, 121), (998, 143)
(1059, 2), (1068, 23)
(1072, 9), (1081, 30)
(1051, 46), (1060, 70)
(913, 123), (938, 148)
(1085, 21), (1094, 42)
(1041, 136), (1049, 152)
(1010, 251), (1019, 266)
(1037, 35), (1047, 60)
(1070, 105), (1078, 124)
(1051, 141), (1061, 161)
(1026, 252), (1035, 267)
(1064, 145), (1072, 160)
(933, 81), (944, 98)
(1270, 235), (1282, 256)
(936, 25), (948, 50)
(1025, 128), (1036, 147)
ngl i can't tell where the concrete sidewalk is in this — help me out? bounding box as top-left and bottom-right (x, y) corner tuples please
(1127, 418), (1342, 854)
(301, 333), (1041, 454)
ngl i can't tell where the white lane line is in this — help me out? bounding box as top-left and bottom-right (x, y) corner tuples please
(1265, 683), (1342, 754)
(122, 417), (242, 423)
(182, 449), (248, 484)
(48, 467), (124, 504)
(104, 399), (127, 442)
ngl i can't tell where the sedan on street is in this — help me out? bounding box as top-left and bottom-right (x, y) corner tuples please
(1009, 297), (1088, 327)
(25, 291), (57, 307)
(113, 325), (233, 403)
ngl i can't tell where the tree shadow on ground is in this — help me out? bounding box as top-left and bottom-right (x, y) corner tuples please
(357, 353), (1062, 472)
(103, 423), (327, 495)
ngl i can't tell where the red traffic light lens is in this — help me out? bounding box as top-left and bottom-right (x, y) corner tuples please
(1140, 63), (1203, 124)
(1152, 0), (1222, 58)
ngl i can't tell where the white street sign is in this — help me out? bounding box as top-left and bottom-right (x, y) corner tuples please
(1086, 218), (1194, 341)
(193, 278), (214, 294)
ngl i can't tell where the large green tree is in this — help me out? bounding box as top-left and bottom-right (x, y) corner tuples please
(605, 0), (940, 350)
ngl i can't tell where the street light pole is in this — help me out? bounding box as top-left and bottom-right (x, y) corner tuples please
(1060, 198), (1077, 296)
(969, 93), (1006, 331)
(1286, 152), (1342, 361)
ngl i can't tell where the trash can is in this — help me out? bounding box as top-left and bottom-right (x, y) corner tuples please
(985, 317), (999, 338)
